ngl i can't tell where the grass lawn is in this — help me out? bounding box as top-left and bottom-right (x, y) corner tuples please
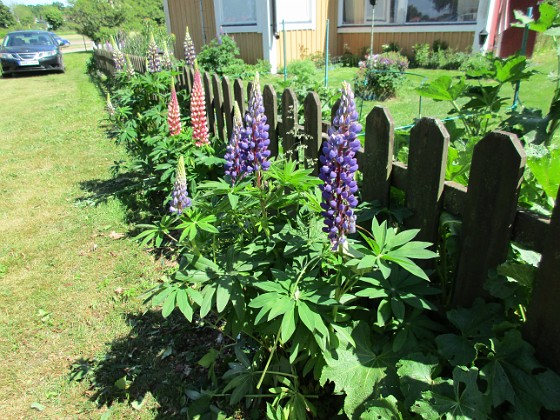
(0, 53), (168, 418)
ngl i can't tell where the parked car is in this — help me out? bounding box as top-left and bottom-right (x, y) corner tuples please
(0, 30), (65, 78)
(49, 32), (71, 47)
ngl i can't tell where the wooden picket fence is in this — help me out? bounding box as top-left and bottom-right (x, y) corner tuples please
(93, 48), (146, 75)
(94, 50), (560, 374)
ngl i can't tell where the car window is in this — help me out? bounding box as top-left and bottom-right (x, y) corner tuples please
(5, 33), (56, 47)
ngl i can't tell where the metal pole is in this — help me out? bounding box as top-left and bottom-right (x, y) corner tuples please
(325, 19), (329, 87)
(283, 19), (287, 82)
(369, 5), (375, 58)
(513, 6), (533, 108)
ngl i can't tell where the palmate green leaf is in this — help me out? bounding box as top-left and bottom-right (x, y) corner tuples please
(412, 367), (489, 420)
(297, 300), (329, 339)
(493, 55), (533, 84)
(527, 148), (560, 201)
(320, 322), (396, 418)
(416, 76), (466, 102)
(397, 352), (441, 407)
(361, 395), (403, 419)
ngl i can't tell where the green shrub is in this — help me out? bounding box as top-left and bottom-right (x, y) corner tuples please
(411, 43), (470, 70)
(197, 34), (246, 76)
(354, 52), (409, 100)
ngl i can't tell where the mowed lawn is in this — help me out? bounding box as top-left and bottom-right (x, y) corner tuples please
(0, 53), (158, 417)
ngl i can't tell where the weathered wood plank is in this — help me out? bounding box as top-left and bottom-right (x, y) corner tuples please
(511, 209), (549, 253)
(186, 67), (193, 94)
(212, 73), (225, 142)
(453, 131), (526, 306)
(281, 88), (298, 153)
(203, 72), (215, 136)
(303, 92), (322, 174)
(263, 84), (278, 158)
(405, 118), (449, 246)
(363, 106), (394, 206)
(222, 76), (234, 141)
(234, 79), (246, 116)
(525, 186), (560, 374)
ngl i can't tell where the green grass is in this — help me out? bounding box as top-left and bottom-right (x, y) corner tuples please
(0, 53), (163, 417)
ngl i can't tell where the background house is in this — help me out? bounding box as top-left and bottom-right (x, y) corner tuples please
(163, 0), (537, 73)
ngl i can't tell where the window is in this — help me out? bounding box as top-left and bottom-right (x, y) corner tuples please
(340, 0), (478, 25)
(277, 0), (316, 30)
(218, 0), (257, 27)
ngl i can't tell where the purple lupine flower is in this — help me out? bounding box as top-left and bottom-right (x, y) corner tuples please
(239, 72), (270, 185)
(110, 36), (125, 72)
(146, 33), (161, 73)
(183, 27), (196, 66)
(170, 155), (191, 214)
(224, 102), (245, 184)
(319, 81), (362, 251)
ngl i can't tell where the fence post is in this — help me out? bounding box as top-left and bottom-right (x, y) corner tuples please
(247, 81), (255, 105)
(453, 131), (526, 306)
(281, 88), (298, 153)
(212, 74), (225, 142)
(234, 79), (246, 116)
(525, 186), (560, 374)
(203, 73), (215, 136)
(222, 76), (234, 141)
(362, 106), (394, 206)
(263, 85), (278, 158)
(405, 118), (449, 246)
(186, 67), (194, 95)
(304, 92), (322, 175)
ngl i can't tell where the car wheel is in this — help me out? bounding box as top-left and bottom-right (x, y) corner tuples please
(2, 72), (12, 78)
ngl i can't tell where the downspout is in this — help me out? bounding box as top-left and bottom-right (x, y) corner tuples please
(199, 0), (207, 44)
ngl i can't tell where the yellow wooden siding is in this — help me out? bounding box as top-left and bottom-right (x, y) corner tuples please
(276, 0), (337, 67)
(167, 0), (216, 60)
(230, 33), (263, 64)
(337, 32), (475, 58)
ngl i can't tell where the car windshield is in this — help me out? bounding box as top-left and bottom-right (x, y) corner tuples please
(4, 33), (55, 48)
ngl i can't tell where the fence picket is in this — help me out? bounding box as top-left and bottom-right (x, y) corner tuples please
(453, 131), (526, 306)
(186, 67), (194, 94)
(263, 85), (278, 158)
(234, 79), (246, 116)
(405, 118), (449, 247)
(212, 74), (225, 142)
(203, 73), (215, 136)
(525, 186), (560, 373)
(363, 107), (394, 206)
(222, 77), (234, 141)
(303, 92), (322, 175)
(281, 89), (298, 152)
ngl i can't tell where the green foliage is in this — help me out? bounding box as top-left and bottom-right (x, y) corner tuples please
(354, 52), (409, 101)
(411, 42), (471, 70)
(0, 1), (15, 28)
(44, 6), (64, 30)
(12, 4), (35, 27)
(197, 35), (245, 76)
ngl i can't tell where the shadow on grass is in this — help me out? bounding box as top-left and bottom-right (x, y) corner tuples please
(70, 310), (221, 418)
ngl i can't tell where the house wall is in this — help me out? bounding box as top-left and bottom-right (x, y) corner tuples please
(276, 0), (337, 67)
(231, 33), (263, 64)
(337, 31), (476, 58)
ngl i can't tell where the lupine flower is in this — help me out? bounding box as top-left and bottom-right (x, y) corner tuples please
(162, 43), (173, 70)
(191, 63), (209, 147)
(146, 33), (161, 73)
(106, 93), (116, 117)
(170, 155), (191, 214)
(224, 102), (245, 183)
(110, 36), (125, 72)
(183, 27), (196, 66)
(319, 82), (362, 251)
(239, 72), (270, 181)
(168, 79), (182, 136)
(125, 54), (135, 77)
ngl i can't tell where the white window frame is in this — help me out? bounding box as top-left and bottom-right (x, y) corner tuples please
(213, 0), (261, 33)
(276, 0), (316, 31)
(338, 0), (392, 26)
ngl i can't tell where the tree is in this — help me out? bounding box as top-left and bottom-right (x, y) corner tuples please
(69, 0), (126, 42)
(12, 4), (35, 27)
(0, 1), (15, 28)
(45, 6), (64, 30)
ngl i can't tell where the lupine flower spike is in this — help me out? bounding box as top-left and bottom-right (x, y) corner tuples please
(224, 102), (245, 184)
(110, 36), (125, 72)
(184, 27), (196, 66)
(319, 81), (362, 251)
(162, 43), (173, 70)
(125, 54), (135, 77)
(168, 79), (182, 136)
(191, 62), (209, 147)
(170, 155), (191, 215)
(106, 93), (115, 117)
(146, 33), (161, 73)
(240, 72), (270, 185)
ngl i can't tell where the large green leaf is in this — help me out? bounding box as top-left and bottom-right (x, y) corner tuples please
(416, 76), (466, 102)
(527, 148), (560, 201)
(320, 322), (396, 417)
(397, 353), (440, 407)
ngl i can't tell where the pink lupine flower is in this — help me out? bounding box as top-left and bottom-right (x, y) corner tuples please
(191, 63), (209, 147)
(168, 79), (182, 136)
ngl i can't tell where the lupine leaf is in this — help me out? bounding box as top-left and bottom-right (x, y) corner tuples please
(397, 353), (440, 407)
(361, 395), (403, 419)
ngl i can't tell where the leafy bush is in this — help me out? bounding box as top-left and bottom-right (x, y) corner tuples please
(411, 43), (470, 70)
(354, 52), (409, 100)
(197, 35), (246, 76)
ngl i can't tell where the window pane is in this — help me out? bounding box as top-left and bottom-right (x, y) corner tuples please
(406, 0), (478, 23)
(221, 0), (257, 26)
(278, 0), (312, 25)
(342, 0), (393, 24)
